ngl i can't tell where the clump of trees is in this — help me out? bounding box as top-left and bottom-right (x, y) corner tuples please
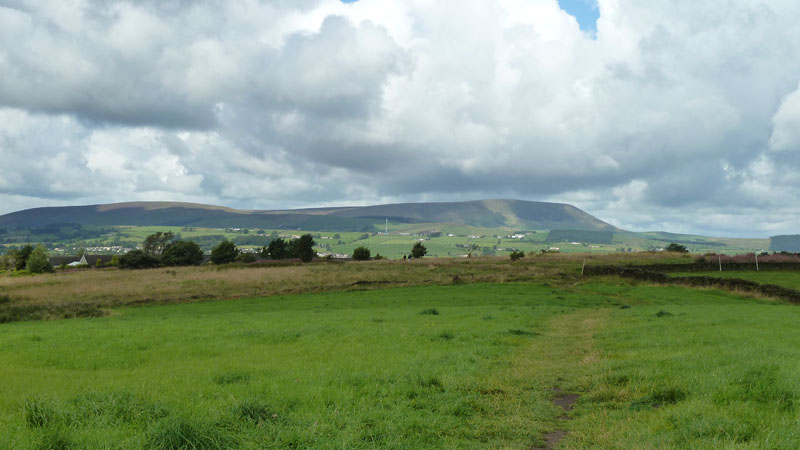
(259, 234), (316, 263)
(119, 250), (161, 269)
(352, 246), (371, 261)
(509, 250), (525, 261)
(665, 243), (689, 253)
(120, 232), (205, 269)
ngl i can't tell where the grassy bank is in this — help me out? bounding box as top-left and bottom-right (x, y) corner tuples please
(0, 284), (611, 449)
(0, 252), (693, 323)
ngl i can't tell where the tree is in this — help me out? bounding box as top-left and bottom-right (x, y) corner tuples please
(143, 231), (175, 257)
(265, 238), (289, 259)
(26, 245), (54, 274)
(12, 244), (33, 271)
(352, 246), (371, 261)
(162, 240), (204, 266)
(665, 243), (689, 253)
(296, 234), (316, 263)
(211, 240), (239, 264)
(119, 250), (161, 269)
(410, 242), (427, 259)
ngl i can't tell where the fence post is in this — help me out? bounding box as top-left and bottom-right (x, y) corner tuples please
(581, 258), (586, 276)
(719, 256), (722, 272)
(755, 253), (759, 272)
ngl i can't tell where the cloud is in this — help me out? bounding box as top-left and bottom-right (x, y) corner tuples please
(2, 0), (800, 236)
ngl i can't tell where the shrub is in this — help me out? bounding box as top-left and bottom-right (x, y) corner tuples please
(665, 243), (689, 253)
(236, 252), (256, 263)
(119, 250), (161, 270)
(509, 250), (525, 261)
(352, 246), (371, 261)
(210, 240), (239, 265)
(26, 246), (54, 274)
(410, 242), (427, 259)
(162, 241), (204, 266)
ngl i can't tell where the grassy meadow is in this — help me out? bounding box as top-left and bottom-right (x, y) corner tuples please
(2, 254), (800, 448)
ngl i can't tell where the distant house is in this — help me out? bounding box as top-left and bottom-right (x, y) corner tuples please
(49, 255), (115, 267)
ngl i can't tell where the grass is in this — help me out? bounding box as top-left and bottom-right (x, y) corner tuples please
(0, 252), (707, 323)
(565, 283), (800, 448)
(0, 284), (612, 449)
(3, 255), (800, 447)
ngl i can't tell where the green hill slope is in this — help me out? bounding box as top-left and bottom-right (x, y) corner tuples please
(0, 199), (619, 232)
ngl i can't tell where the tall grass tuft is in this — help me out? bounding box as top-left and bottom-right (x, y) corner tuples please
(33, 428), (73, 450)
(24, 396), (59, 428)
(146, 416), (233, 450)
(212, 372), (250, 386)
(232, 398), (279, 424)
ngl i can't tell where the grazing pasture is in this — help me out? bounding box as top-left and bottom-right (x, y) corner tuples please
(2, 255), (800, 448)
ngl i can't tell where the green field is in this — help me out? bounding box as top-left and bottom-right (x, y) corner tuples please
(3, 276), (800, 448)
(1, 220), (772, 260)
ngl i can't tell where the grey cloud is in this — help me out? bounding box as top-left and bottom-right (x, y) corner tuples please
(3, 0), (800, 236)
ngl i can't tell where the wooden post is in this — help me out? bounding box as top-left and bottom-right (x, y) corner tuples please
(581, 258), (586, 276)
(755, 253), (759, 272)
(719, 256), (722, 272)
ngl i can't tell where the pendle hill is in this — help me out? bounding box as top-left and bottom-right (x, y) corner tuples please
(0, 199), (618, 232)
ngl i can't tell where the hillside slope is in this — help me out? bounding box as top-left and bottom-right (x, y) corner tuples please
(0, 199), (619, 232)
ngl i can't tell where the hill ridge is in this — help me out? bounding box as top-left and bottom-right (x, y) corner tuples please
(0, 199), (619, 232)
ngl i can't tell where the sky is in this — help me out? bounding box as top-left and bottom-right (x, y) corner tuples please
(1, 0), (800, 237)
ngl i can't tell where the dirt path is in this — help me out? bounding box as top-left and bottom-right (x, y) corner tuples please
(526, 309), (609, 450)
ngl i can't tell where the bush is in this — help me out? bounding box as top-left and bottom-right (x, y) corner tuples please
(352, 246), (371, 261)
(410, 242), (427, 259)
(119, 250), (161, 270)
(665, 243), (689, 253)
(162, 241), (204, 266)
(26, 246), (54, 274)
(509, 250), (525, 261)
(210, 240), (239, 265)
(236, 252), (256, 263)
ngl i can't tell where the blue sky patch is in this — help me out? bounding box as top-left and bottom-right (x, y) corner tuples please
(558, 0), (599, 32)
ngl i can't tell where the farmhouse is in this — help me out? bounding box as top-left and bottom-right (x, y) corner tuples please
(49, 255), (115, 267)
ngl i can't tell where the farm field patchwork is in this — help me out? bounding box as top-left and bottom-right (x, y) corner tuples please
(3, 273), (800, 448)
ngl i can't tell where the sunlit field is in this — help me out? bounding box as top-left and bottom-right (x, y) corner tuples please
(2, 255), (800, 448)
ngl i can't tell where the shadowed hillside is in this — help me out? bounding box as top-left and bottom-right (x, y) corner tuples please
(0, 199), (619, 232)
